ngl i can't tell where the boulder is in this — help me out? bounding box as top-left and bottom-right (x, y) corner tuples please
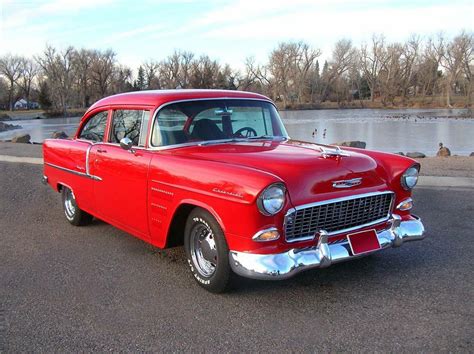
(0, 121), (21, 132)
(0, 113), (12, 121)
(334, 141), (366, 149)
(470, 152), (474, 157)
(437, 146), (451, 157)
(11, 134), (31, 144)
(395, 152), (405, 156)
(51, 131), (68, 139)
(406, 152), (426, 158)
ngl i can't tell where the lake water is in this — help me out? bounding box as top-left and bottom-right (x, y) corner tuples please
(1, 108), (473, 156)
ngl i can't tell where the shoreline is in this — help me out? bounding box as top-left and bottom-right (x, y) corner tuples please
(0, 142), (472, 177)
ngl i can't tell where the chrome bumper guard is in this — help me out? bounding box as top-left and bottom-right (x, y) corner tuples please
(229, 214), (425, 280)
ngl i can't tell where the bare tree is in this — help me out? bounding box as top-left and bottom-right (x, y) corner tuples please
(143, 60), (160, 89)
(89, 49), (116, 98)
(399, 35), (420, 103)
(268, 41), (320, 106)
(0, 54), (23, 110)
(18, 57), (39, 109)
(322, 39), (356, 102)
(36, 46), (76, 114)
(73, 49), (93, 107)
(360, 35), (387, 102)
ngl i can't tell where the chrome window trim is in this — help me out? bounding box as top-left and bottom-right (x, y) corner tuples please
(147, 97), (288, 151)
(284, 191), (395, 242)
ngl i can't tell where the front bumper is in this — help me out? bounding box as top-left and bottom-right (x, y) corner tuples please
(229, 214), (425, 280)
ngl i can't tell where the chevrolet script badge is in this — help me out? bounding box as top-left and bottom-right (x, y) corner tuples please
(332, 178), (362, 188)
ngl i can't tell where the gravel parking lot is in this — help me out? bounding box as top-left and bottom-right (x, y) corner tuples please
(1, 161), (473, 352)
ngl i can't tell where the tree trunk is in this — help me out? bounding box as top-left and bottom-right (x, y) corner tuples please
(446, 80), (452, 108)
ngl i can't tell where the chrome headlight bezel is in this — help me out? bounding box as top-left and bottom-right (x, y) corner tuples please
(401, 165), (420, 190)
(257, 183), (286, 216)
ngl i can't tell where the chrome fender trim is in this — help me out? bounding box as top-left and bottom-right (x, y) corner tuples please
(229, 215), (425, 280)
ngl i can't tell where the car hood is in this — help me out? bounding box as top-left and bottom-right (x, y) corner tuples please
(173, 139), (389, 206)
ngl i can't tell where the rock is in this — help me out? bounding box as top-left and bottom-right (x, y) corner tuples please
(0, 113), (12, 121)
(470, 152), (474, 157)
(11, 134), (31, 144)
(51, 131), (68, 139)
(0, 121), (21, 132)
(437, 146), (451, 157)
(406, 152), (426, 158)
(395, 152), (405, 156)
(335, 141), (366, 149)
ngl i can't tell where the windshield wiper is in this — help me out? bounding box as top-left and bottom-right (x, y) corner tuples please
(198, 138), (246, 146)
(246, 135), (287, 141)
(198, 136), (287, 146)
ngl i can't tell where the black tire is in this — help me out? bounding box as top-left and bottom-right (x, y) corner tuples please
(184, 208), (232, 293)
(61, 187), (93, 226)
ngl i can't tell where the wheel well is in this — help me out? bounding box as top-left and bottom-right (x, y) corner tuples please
(165, 204), (196, 248)
(57, 183), (64, 192)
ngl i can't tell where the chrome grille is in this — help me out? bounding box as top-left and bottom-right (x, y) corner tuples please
(284, 192), (393, 242)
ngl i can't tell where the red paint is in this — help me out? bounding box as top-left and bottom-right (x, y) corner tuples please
(43, 90), (419, 255)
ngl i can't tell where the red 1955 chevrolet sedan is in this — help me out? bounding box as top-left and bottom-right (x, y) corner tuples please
(43, 89), (425, 292)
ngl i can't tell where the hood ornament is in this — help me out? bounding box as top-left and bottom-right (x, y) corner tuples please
(319, 145), (350, 158)
(332, 177), (362, 188)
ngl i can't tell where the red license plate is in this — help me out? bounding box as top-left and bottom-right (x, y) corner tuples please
(347, 229), (381, 255)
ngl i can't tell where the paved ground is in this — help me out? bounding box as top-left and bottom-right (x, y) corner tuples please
(1, 161), (473, 352)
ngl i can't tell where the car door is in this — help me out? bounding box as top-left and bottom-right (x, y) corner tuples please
(89, 108), (153, 240)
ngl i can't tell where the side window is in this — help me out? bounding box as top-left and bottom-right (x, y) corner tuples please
(110, 110), (149, 147)
(152, 108), (188, 146)
(78, 111), (108, 142)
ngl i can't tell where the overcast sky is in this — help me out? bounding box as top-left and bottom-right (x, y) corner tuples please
(1, 0), (473, 70)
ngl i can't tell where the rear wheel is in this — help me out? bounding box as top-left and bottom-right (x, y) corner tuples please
(184, 208), (232, 293)
(61, 187), (93, 226)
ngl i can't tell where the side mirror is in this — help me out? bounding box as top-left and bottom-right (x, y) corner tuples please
(119, 137), (134, 152)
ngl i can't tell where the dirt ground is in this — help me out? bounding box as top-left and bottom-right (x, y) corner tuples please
(416, 156), (474, 178)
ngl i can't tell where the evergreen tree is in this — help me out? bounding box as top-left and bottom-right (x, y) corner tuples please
(136, 66), (146, 90)
(38, 81), (52, 110)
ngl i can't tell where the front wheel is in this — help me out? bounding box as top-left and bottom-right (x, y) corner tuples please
(61, 187), (93, 226)
(184, 208), (232, 293)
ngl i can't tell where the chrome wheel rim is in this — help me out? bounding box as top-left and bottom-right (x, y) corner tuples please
(190, 222), (217, 277)
(64, 189), (76, 221)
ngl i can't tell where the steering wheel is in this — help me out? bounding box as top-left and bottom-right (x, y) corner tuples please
(234, 127), (257, 138)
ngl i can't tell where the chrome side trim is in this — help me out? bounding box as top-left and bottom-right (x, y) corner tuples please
(284, 191), (394, 242)
(45, 162), (102, 181)
(229, 214), (425, 280)
(85, 144), (93, 176)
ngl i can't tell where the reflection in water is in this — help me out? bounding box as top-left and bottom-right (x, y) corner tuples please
(1, 109), (473, 156)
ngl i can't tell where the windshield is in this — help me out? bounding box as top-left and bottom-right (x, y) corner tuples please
(151, 99), (288, 147)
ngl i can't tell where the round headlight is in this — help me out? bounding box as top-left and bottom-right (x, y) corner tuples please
(258, 183), (286, 216)
(401, 166), (419, 190)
